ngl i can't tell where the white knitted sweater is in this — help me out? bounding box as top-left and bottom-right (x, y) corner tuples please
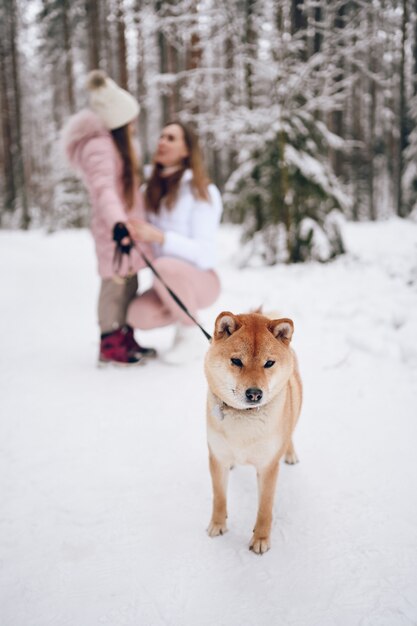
(146, 169), (223, 270)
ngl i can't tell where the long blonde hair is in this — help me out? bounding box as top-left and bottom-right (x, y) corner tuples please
(145, 122), (210, 214)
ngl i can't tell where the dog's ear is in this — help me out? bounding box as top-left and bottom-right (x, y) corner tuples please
(214, 312), (241, 340)
(268, 318), (294, 344)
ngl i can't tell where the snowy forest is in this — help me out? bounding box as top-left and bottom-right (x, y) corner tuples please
(1, 0), (417, 263)
(2, 3), (417, 622)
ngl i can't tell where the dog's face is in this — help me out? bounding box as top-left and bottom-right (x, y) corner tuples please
(205, 312), (295, 410)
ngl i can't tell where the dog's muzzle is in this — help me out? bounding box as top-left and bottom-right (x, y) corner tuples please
(245, 388), (263, 404)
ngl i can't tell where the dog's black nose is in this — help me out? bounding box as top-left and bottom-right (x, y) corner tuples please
(245, 388), (263, 403)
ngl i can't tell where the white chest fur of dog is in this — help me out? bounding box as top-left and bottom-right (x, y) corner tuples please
(204, 311), (302, 554)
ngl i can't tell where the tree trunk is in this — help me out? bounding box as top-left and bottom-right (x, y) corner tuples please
(185, 0), (200, 118)
(314, 3), (322, 54)
(367, 6), (377, 220)
(0, 1), (16, 216)
(62, 0), (75, 113)
(224, 32), (234, 104)
(351, 75), (361, 221)
(116, 0), (128, 89)
(245, 0), (256, 110)
(291, 0), (307, 60)
(307, 0), (322, 56)
(414, 0), (417, 95)
(101, 0), (116, 78)
(156, 0), (178, 124)
(329, 4), (345, 179)
(134, 0), (149, 163)
(397, 0), (407, 217)
(86, 0), (101, 70)
(10, 0), (29, 227)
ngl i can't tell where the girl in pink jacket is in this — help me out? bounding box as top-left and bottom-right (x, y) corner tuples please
(62, 70), (155, 366)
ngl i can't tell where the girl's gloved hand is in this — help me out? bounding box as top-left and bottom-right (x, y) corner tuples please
(113, 222), (133, 254)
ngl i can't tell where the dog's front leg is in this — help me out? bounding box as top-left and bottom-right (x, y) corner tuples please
(284, 439), (299, 465)
(250, 458), (280, 554)
(207, 451), (229, 537)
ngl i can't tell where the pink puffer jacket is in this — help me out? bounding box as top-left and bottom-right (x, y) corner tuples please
(62, 109), (149, 279)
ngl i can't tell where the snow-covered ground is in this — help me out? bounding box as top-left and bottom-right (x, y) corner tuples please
(1, 218), (417, 626)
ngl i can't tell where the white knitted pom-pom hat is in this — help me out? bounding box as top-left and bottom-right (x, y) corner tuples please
(86, 70), (140, 130)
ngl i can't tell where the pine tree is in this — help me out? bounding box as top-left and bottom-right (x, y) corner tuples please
(222, 0), (349, 264)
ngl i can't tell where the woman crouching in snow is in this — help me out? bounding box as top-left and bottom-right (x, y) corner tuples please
(126, 122), (223, 364)
(62, 70), (156, 366)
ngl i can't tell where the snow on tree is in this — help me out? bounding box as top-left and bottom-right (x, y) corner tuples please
(1, 0), (417, 261)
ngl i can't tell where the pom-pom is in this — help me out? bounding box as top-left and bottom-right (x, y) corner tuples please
(86, 70), (107, 91)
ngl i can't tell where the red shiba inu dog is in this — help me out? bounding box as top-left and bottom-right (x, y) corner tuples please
(204, 311), (302, 554)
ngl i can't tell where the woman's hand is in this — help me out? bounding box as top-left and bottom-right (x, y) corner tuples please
(127, 218), (165, 245)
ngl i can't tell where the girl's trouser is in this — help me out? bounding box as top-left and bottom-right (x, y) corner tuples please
(98, 274), (138, 333)
(126, 257), (221, 330)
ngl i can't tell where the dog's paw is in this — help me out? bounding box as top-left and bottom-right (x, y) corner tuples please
(284, 450), (299, 465)
(284, 443), (299, 465)
(207, 520), (228, 537)
(249, 534), (271, 555)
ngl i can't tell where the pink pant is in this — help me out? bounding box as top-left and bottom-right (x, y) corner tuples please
(126, 257), (221, 329)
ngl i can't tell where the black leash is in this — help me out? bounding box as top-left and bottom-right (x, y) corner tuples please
(113, 223), (212, 342)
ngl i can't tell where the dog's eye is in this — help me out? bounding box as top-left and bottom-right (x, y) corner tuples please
(264, 360), (275, 368)
(231, 358), (243, 368)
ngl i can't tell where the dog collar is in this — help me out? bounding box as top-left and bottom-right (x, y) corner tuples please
(212, 401), (225, 421)
(211, 394), (259, 421)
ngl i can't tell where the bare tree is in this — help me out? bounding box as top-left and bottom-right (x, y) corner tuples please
(0, 0), (28, 225)
(244, 0), (256, 110)
(397, 0), (408, 216)
(62, 0), (75, 112)
(0, 0), (16, 216)
(86, 0), (101, 69)
(156, 0), (180, 124)
(115, 0), (128, 88)
(9, 0), (28, 227)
